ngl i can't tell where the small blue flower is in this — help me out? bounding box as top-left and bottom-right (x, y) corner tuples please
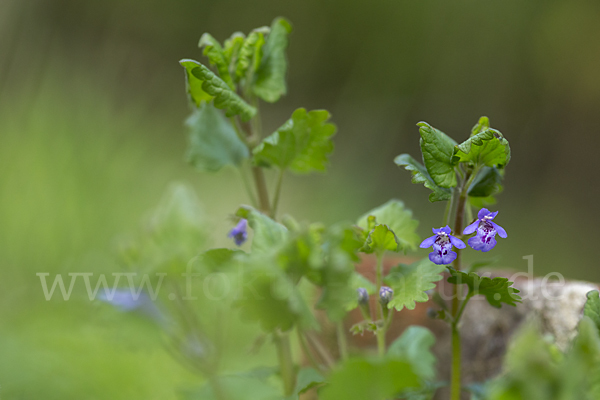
(379, 286), (394, 306)
(228, 218), (248, 246)
(420, 225), (466, 265)
(463, 208), (507, 252)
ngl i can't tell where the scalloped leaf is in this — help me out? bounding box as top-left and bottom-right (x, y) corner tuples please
(235, 27), (269, 82)
(198, 33), (235, 89)
(452, 128), (511, 168)
(447, 267), (521, 308)
(394, 154), (451, 202)
(385, 259), (446, 311)
(418, 122), (457, 188)
(223, 31), (246, 68)
(361, 224), (400, 254)
(252, 17), (292, 102)
(184, 101), (249, 171)
(179, 59), (256, 121)
(357, 200), (420, 251)
(252, 108), (336, 173)
(180, 59), (213, 106)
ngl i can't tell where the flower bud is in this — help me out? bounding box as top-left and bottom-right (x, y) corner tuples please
(357, 287), (371, 320)
(357, 287), (369, 305)
(379, 286), (394, 306)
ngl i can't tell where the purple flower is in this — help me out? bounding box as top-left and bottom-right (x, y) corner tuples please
(228, 218), (248, 246)
(379, 286), (394, 306)
(420, 226), (466, 265)
(463, 208), (507, 252)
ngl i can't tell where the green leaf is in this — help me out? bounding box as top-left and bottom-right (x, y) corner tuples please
(387, 326), (437, 380)
(284, 368), (326, 399)
(235, 256), (317, 332)
(418, 122), (458, 188)
(309, 224), (363, 321)
(471, 116), (490, 136)
(362, 224), (400, 254)
(223, 32), (246, 68)
(452, 128), (511, 168)
(468, 166), (503, 197)
(180, 59), (213, 106)
(357, 200), (420, 251)
(394, 154), (451, 202)
(320, 357), (420, 400)
(384, 259), (446, 311)
(584, 290), (600, 332)
(179, 59), (256, 121)
(252, 108), (336, 174)
(252, 17), (292, 102)
(198, 33), (235, 89)
(235, 205), (288, 253)
(184, 102), (249, 172)
(447, 267), (522, 308)
(198, 248), (244, 272)
(235, 27), (269, 82)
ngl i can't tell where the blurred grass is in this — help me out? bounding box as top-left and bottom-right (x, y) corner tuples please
(2, 0), (600, 396)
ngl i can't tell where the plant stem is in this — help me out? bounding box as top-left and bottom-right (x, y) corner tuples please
(274, 332), (296, 397)
(448, 169), (478, 400)
(271, 168), (285, 218)
(236, 165), (258, 207)
(375, 252), (387, 356)
(336, 321), (348, 361)
(252, 166), (271, 213)
(297, 328), (326, 373)
(450, 325), (462, 400)
(306, 331), (335, 368)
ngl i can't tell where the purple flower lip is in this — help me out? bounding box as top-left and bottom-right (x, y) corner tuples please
(420, 225), (466, 265)
(463, 208), (507, 252)
(228, 218), (248, 246)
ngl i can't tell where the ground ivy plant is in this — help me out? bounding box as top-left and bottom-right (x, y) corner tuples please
(98, 16), (600, 400)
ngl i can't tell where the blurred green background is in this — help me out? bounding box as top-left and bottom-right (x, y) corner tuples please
(2, 0), (600, 397)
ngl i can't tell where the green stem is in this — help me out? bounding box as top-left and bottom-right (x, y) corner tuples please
(336, 321), (349, 361)
(450, 325), (462, 400)
(236, 166), (258, 207)
(271, 168), (285, 218)
(454, 292), (474, 325)
(375, 252), (387, 356)
(306, 331), (335, 368)
(449, 169), (478, 400)
(297, 328), (326, 373)
(274, 332), (296, 396)
(252, 166), (271, 213)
